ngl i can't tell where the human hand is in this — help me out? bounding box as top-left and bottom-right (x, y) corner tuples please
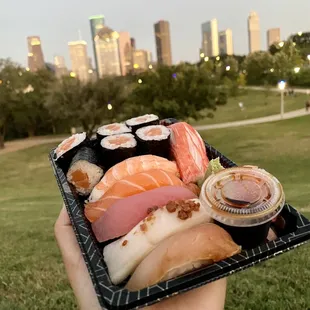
(55, 205), (227, 310)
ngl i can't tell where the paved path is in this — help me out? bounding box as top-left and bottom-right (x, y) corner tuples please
(194, 109), (309, 131)
(245, 86), (310, 94)
(0, 136), (65, 156)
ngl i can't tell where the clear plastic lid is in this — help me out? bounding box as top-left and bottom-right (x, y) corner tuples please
(200, 165), (285, 227)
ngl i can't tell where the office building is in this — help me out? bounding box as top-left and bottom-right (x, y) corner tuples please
(219, 29), (233, 55)
(133, 49), (149, 71)
(89, 15), (105, 76)
(95, 26), (121, 77)
(54, 55), (68, 78)
(267, 28), (281, 47)
(201, 19), (219, 57)
(27, 36), (45, 72)
(118, 32), (133, 76)
(68, 40), (90, 82)
(130, 37), (136, 50)
(154, 20), (172, 66)
(248, 11), (261, 53)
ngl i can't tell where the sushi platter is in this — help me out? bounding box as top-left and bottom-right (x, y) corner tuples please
(49, 116), (310, 310)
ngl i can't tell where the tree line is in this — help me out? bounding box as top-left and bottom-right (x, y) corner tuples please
(0, 39), (309, 148)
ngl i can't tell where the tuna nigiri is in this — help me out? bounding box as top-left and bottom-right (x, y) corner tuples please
(88, 155), (179, 202)
(103, 199), (212, 285)
(92, 186), (197, 242)
(85, 169), (187, 222)
(169, 122), (209, 184)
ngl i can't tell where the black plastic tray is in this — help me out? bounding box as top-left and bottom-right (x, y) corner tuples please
(49, 119), (310, 310)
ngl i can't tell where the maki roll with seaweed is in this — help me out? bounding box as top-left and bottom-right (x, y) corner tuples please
(96, 123), (131, 143)
(125, 114), (159, 133)
(100, 133), (137, 168)
(67, 147), (104, 196)
(136, 125), (171, 158)
(54, 132), (88, 172)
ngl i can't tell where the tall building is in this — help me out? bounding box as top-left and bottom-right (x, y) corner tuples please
(130, 38), (136, 50)
(95, 26), (121, 77)
(27, 36), (45, 72)
(89, 15), (105, 76)
(68, 40), (90, 82)
(147, 51), (153, 64)
(219, 29), (233, 55)
(154, 20), (172, 66)
(201, 19), (219, 57)
(54, 55), (68, 78)
(248, 11), (261, 53)
(118, 32), (133, 76)
(133, 49), (149, 71)
(267, 28), (281, 47)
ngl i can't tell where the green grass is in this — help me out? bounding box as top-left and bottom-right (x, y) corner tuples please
(1, 116), (310, 309)
(192, 90), (308, 125)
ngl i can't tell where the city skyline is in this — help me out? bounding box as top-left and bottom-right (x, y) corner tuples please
(2, 0), (310, 67)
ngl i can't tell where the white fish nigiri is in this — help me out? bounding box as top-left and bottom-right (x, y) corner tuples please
(103, 199), (211, 285)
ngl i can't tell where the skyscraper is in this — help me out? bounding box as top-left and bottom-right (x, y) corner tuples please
(27, 36), (45, 72)
(68, 40), (90, 82)
(219, 29), (233, 55)
(89, 15), (105, 76)
(133, 49), (149, 71)
(201, 19), (219, 57)
(54, 55), (68, 78)
(130, 38), (136, 50)
(118, 32), (133, 76)
(95, 26), (121, 77)
(154, 20), (172, 66)
(267, 28), (281, 47)
(248, 11), (261, 53)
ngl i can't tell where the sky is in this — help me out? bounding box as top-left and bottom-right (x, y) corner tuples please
(1, 0), (310, 68)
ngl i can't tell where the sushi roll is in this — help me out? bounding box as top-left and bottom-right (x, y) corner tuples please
(100, 133), (137, 168)
(54, 132), (88, 172)
(125, 114), (159, 133)
(96, 123), (131, 143)
(67, 147), (104, 196)
(136, 125), (171, 158)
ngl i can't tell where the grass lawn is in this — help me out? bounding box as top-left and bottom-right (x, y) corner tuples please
(192, 90), (309, 125)
(0, 116), (310, 309)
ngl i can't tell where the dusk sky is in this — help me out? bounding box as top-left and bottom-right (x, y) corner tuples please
(1, 0), (310, 68)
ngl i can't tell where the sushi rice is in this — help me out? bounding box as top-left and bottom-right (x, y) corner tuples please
(100, 133), (137, 150)
(55, 132), (87, 160)
(97, 123), (131, 137)
(136, 125), (170, 141)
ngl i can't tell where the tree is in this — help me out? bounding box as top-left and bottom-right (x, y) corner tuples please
(243, 51), (275, 85)
(0, 59), (24, 148)
(46, 76), (128, 136)
(127, 64), (227, 121)
(14, 69), (56, 137)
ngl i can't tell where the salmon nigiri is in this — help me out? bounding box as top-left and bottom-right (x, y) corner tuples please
(169, 122), (209, 184)
(88, 155), (179, 202)
(85, 169), (187, 223)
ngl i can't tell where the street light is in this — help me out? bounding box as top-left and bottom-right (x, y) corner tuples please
(294, 67), (301, 73)
(204, 56), (209, 62)
(278, 41), (284, 48)
(70, 72), (76, 78)
(200, 52), (205, 58)
(148, 64), (153, 69)
(226, 65), (231, 71)
(270, 68), (274, 73)
(138, 79), (142, 84)
(216, 56), (220, 61)
(278, 81), (286, 119)
(107, 103), (113, 110)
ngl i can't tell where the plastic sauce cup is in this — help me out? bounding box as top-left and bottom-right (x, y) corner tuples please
(200, 165), (285, 249)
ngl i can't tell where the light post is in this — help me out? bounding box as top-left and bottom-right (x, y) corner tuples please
(294, 67), (300, 73)
(278, 81), (286, 119)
